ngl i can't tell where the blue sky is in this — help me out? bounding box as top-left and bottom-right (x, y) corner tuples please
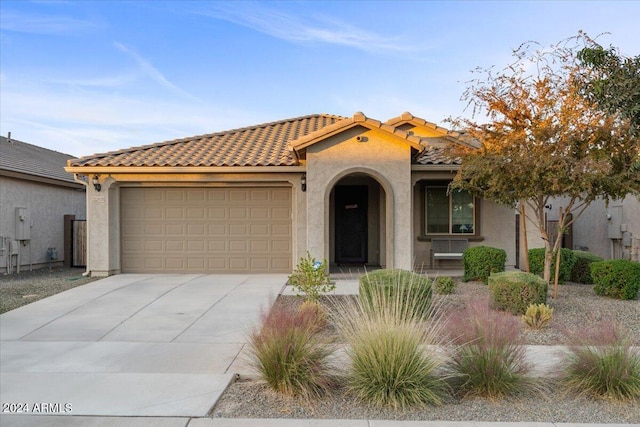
(1, 1), (639, 157)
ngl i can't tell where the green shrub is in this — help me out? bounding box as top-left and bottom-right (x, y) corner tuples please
(359, 269), (432, 320)
(334, 276), (449, 409)
(288, 251), (335, 303)
(462, 246), (506, 283)
(521, 303), (553, 329)
(570, 251), (603, 284)
(433, 276), (456, 295)
(446, 300), (534, 399)
(488, 271), (548, 315)
(591, 260), (640, 300)
(560, 321), (640, 401)
(528, 248), (577, 283)
(248, 302), (336, 398)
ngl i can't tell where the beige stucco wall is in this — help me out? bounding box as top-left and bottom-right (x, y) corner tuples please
(411, 175), (517, 269)
(306, 126), (413, 270)
(0, 176), (86, 271)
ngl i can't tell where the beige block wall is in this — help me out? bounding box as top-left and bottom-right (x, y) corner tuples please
(306, 127), (414, 270)
(0, 176), (86, 271)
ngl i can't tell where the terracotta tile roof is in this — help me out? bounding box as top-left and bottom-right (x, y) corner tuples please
(290, 112), (424, 153)
(69, 114), (345, 167)
(1, 136), (78, 183)
(414, 146), (462, 165)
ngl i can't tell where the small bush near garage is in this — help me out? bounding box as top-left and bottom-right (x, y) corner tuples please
(488, 271), (548, 315)
(288, 251), (335, 303)
(528, 248), (577, 284)
(359, 269), (432, 320)
(463, 246), (506, 283)
(570, 251), (603, 284)
(591, 260), (640, 300)
(433, 276), (456, 295)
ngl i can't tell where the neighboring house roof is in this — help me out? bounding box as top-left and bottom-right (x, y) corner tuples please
(67, 112), (468, 169)
(69, 114), (345, 168)
(0, 136), (81, 186)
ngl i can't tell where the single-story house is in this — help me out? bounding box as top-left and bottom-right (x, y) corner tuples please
(1, 135), (87, 273)
(65, 112), (517, 276)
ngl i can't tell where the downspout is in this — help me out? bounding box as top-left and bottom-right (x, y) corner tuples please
(73, 174), (91, 276)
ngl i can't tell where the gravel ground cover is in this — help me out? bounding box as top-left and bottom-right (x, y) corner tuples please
(212, 280), (640, 422)
(0, 267), (99, 314)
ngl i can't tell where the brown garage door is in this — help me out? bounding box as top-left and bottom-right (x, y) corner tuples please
(120, 187), (292, 273)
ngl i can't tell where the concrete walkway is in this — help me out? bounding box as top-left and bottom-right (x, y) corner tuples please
(1, 274), (286, 418)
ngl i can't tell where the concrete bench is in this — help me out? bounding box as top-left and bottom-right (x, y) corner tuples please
(430, 238), (469, 268)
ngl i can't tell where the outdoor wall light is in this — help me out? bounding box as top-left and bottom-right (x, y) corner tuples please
(92, 175), (102, 192)
(544, 204), (552, 210)
(301, 174), (307, 192)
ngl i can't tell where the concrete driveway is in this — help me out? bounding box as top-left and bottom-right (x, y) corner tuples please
(0, 274), (287, 417)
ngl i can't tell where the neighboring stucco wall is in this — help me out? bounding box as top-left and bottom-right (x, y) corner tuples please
(306, 126), (414, 270)
(0, 176), (86, 272)
(548, 195), (640, 261)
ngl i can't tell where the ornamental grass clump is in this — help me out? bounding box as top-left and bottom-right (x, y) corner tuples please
(560, 320), (640, 402)
(248, 301), (336, 399)
(333, 275), (449, 409)
(521, 303), (553, 329)
(359, 269), (432, 321)
(446, 299), (534, 399)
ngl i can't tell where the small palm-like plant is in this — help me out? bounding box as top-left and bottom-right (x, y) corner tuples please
(248, 301), (336, 399)
(560, 320), (640, 401)
(332, 275), (449, 409)
(446, 299), (534, 399)
(521, 303), (553, 329)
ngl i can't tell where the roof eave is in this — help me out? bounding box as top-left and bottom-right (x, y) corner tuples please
(64, 165), (307, 174)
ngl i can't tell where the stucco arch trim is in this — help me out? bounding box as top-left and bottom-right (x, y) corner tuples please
(323, 166), (395, 268)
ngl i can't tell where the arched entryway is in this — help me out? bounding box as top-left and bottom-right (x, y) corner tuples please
(329, 173), (387, 267)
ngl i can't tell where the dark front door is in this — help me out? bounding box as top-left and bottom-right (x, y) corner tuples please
(335, 185), (368, 264)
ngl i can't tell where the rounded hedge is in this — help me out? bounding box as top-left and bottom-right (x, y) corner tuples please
(359, 269), (432, 319)
(591, 260), (640, 300)
(570, 251), (603, 284)
(488, 271), (548, 315)
(528, 248), (577, 283)
(463, 246), (507, 283)
(433, 276), (456, 295)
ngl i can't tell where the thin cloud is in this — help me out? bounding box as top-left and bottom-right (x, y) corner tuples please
(197, 2), (421, 53)
(0, 11), (99, 35)
(114, 42), (200, 101)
